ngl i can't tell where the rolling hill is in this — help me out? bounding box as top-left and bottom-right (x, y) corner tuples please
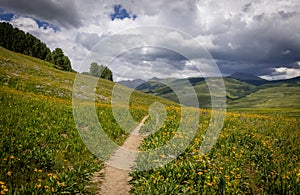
(1, 46), (299, 194)
(0, 46), (177, 193)
(118, 74), (300, 110)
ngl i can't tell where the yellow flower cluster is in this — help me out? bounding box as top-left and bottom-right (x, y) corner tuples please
(0, 182), (8, 194)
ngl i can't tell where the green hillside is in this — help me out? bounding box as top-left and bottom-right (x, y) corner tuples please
(132, 75), (300, 115)
(229, 83), (300, 109)
(0, 46), (177, 193)
(228, 82), (300, 117)
(1, 46), (299, 194)
(136, 77), (255, 107)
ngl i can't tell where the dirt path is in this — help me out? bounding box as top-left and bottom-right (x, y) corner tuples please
(93, 116), (148, 195)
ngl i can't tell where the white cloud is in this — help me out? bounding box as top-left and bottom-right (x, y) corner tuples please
(261, 67), (300, 80)
(10, 17), (40, 32)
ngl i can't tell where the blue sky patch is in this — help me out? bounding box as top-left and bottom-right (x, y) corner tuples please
(0, 8), (14, 21)
(33, 18), (60, 32)
(0, 13), (14, 21)
(110, 4), (137, 21)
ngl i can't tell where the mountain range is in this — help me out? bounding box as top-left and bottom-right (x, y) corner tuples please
(118, 73), (300, 109)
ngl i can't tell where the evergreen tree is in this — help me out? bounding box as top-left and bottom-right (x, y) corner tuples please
(0, 22), (72, 72)
(89, 62), (113, 81)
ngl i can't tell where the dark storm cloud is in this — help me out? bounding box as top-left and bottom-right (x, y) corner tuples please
(208, 10), (300, 76)
(277, 10), (297, 19)
(118, 47), (188, 70)
(242, 3), (252, 13)
(0, 0), (81, 28)
(1, 0), (299, 79)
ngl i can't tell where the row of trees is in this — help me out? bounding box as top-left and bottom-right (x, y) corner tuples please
(0, 22), (72, 71)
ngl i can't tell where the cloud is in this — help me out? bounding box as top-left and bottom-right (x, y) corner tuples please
(261, 66), (300, 80)
(10, 16), (42, 32)
(75, 32), (101, 50)
(0, 0), (81, 28)
(1, 0), (300, 80)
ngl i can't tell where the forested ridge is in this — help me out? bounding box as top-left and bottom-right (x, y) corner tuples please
(0, 22), (72, 71)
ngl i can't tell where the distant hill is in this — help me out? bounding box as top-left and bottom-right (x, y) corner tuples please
(118, 73), (300, 109)
(118, 79), (146, 89)
(228, 72), (268, 85)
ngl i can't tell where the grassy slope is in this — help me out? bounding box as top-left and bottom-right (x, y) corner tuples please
(135, 76), (300, 116)
(228, 82), (300, 117)
(1, 47), (299, 194)
(138, 78), (255, 107)
(0, 46), (177, 194)
(131, 111), (300, 194)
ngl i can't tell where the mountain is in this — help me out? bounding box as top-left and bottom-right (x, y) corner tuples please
(228, 81), (300, 109)
(118, 73), (300, 109)
(228, 72), (268, 85)
(118, 79), (146, 89)
(269, 76), (300, 84)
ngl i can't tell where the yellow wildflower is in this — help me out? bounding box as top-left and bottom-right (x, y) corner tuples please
(9, 156), (14, 160)
(206, 182), (213, 186)
(35, 184), (42, 189)
(7, 172), (12, 177)
(0, 182), (4, 185)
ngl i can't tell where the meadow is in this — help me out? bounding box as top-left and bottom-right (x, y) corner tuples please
(0, 47), (167, 194)
(131, 111), (300, 194)
(0, 47), (300, 194)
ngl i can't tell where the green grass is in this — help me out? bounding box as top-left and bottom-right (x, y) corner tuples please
(1, 46), (300, 194)
(228, 84), (300, 109)
(136, 75), (300, 112)
(0, 86), (102, 194)
(131, 111), (300, 194)
(228, 107), (300, 118)
(0, 47), (176, 194)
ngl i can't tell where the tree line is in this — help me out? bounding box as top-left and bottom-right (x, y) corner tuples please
(0, 22), (72, 71)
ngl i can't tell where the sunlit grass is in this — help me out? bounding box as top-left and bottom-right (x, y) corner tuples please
(130, 111), (300, 194)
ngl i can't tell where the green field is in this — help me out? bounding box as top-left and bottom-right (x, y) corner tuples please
(0, 47), (174, 193)
(135, 73), (300, 113)
(0, 47), (300, 194)
(131, 112), (300, 194)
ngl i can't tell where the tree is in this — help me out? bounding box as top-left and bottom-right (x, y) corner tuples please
(89, 62), (113, 81)
(50, 48), (72, 71)
(0, 22), (72, 72)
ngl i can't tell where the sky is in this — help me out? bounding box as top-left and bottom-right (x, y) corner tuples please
(0, 0), (300, 81)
